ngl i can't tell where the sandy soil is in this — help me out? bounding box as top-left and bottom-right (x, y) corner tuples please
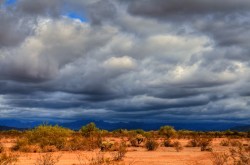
(5, 149), (212, 165)
(1, 138), (248, 165)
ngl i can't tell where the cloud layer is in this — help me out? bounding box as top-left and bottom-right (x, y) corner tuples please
(0, 0), (249, 124)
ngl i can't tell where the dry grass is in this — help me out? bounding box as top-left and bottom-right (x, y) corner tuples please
(211, 152), (229, 165)
(173, 141), (184, 152)
(0, 143), (4, 153)
(0, 152), (19, 165)
(34, 152), (62, 165)
(145, 139), (159, 151)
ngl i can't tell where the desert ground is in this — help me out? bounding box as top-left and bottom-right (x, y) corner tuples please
(1, 137), (249, 165)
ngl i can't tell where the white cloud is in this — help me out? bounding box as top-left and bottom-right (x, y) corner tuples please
(103, 56), (136, 70)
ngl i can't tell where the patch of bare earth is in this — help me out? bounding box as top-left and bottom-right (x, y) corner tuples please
(1, 138), (248, 165)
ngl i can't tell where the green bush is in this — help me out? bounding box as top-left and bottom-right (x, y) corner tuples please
(80, 122), (99, 138)
(13, 125), (72, 152)
(159, 126), (176, 139)
(26, 125), (72, 150)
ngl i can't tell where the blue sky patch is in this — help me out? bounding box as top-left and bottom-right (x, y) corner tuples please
(66, 12), (88, 22)
(5, 0), (16, 5)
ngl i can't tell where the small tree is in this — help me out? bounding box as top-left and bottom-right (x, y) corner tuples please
(80, 122), (99, 138)
(159, 126), (176, 139)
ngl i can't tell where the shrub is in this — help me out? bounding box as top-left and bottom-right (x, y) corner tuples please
(173, 141), (183, 151)
(159, 126), (176, 139)
(186, 136), (201, 147)
(129, 134), (144, 147)
(163, 139), (173, 147)
(11, 138), (29, 151)
(135, 134), (144, 144)
(200, 138), (213, 152)
(145, 139), (159, 151)
(129, 138), (138, 147)
(100, 141), (113, 152)
(87, 135), (102, 151)
(76, 151), (107, 165)
(112, 142), (127, 161)
(80, 122), (99, 138)
(12, 125), (72, 152)
(65, 136), (88, 151)
(211, 152), (229, 165)
(230, 145), (250, 165)
(173, 141), (183, 152)
(65, 135), (101, 151)
(25, 125), (72, 150)
(144, 132), (153, 139)
(220, 139), (230, 146)
(0, 143), (4, 153)
(20, 145), (42, 153)
(43, 145), (58, 152)
(230, 140), (242, 147)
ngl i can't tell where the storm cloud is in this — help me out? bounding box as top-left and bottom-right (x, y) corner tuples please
(0, 0), (249, 124)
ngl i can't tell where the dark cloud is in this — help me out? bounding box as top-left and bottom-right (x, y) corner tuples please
(83, 0), (117, 25)
(127, 0), (250, 18)
(0, 0), (249, 124)
(0, 10), (33, 48)
(126, 0), (250, 51)
(17, 0), (61, 17)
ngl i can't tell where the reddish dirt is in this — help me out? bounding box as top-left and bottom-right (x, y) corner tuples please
(1, 138), (248, 165)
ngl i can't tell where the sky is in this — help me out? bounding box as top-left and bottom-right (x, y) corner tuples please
(0, 0), (250, 124)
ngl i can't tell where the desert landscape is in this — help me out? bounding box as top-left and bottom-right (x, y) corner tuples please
(1, 0), (250, 165)
(0, 123), (249, 165)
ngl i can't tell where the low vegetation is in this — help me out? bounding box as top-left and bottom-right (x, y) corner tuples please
(173, 141), (183, 152)
(145, 139), (159, 151)
(34, 153), (61, 165)
(0, 123), (249, 164)
(0, 152), (19, 165)
(211, 144), (250, 165)
(0, 143), (4, 153)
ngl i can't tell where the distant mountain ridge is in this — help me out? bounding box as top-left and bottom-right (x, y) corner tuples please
(0, 119), (43, 129)
(0, 125), (19, 131)
(230, 125), (250, 132)
(0, 118), (244, 131)
(60, 120), (242, 131)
